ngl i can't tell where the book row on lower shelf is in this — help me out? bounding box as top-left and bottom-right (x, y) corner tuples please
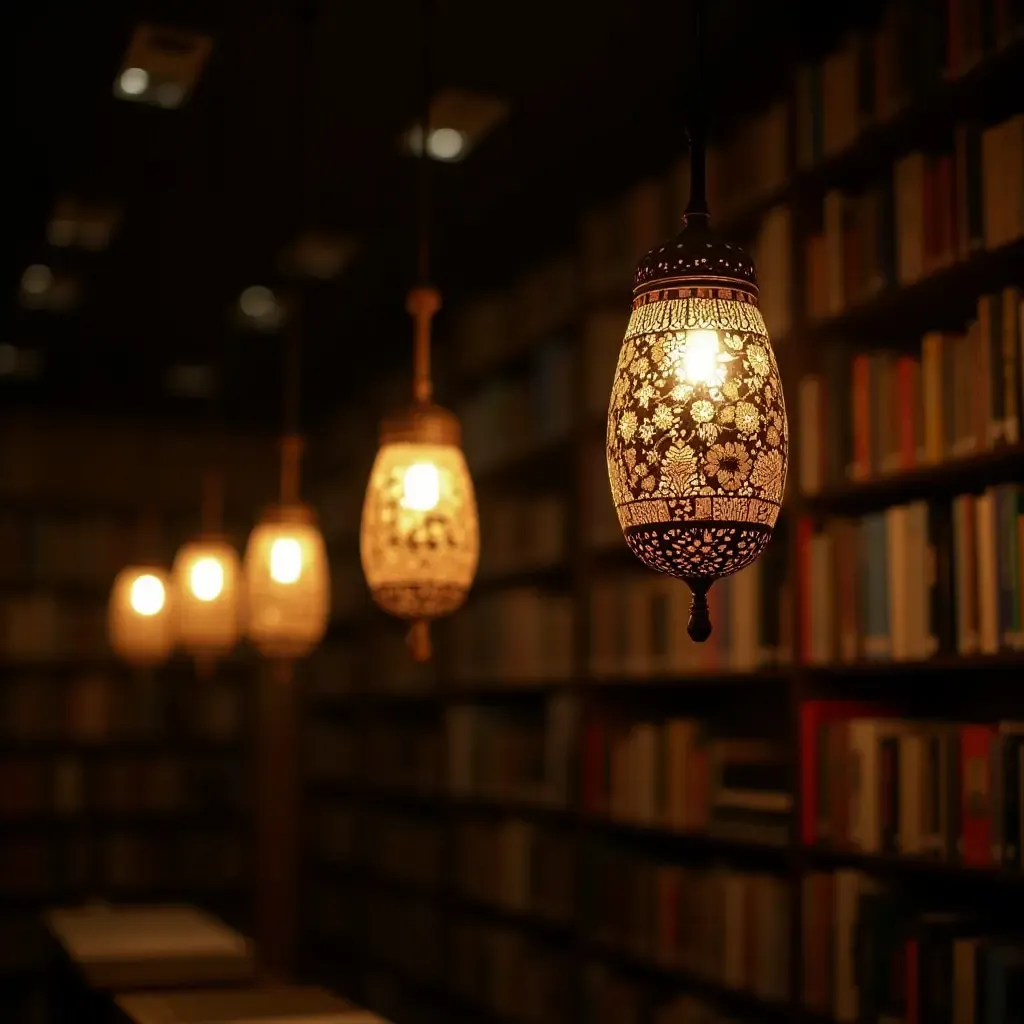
(0, 755), (245, 818)
(0, 830), (247, 897)
(803, 868), (1023, 1023)
(799, 486), (1024, 664)
(799, 287), (1024, 494)
(581, 717), (790, 849)
(583, 851), (790, 1007)
(1, 675), (242, 742)
(800, 703), (1024, 871)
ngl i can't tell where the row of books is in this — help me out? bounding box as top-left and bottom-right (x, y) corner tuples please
(365, 723), (443, 797)
(446, 698), (576, 807)
(799, 703), (1023, 868)
(306, 721), (359, 784)
(0, 831), (246, 894)
(802, 869), (1023, 1021)
(454, 819), (574, 924)
(449, 256), (579, 380)
(310, 804), (358, 864)
(2, 676), (241, 742)
(798, 487), (1024, 664)
(476, 493), (566, 581)
(364, 812), (444, 892)
(795, 2), (1024, 170)
(2, 597), (108, 661)
(582, 850), (791, 1005)
(581, 718), (791, 848)
(0, 756), (244, 817)
(589, 551), (792, 677)
(800, 287), (1024, 493)
(450, 917), (573, 1023)
(448, 588), (574, 683)
(363, 889), (443, 986)
(459, 339), (574, 473)
(805, 120), (1024, 321)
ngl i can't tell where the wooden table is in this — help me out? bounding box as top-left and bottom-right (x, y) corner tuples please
(115, 985), (388, 1023)
(44, 904), (256, 1023)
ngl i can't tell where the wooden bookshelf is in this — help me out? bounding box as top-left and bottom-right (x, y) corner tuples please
(300, 5), (1024, 1024)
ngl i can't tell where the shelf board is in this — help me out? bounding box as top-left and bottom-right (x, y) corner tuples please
(0, 809), (246, 832)
(803, 845), (1022, 886)
(803, 652), (1024, 678)
(472, 560), (573, 594)
(450, 894), (573, 939)
(803, 445), (1024, 515)
(582, 937), (792, 1021)
(583, 668), (791, 692)
(801, 238), (1024, 343)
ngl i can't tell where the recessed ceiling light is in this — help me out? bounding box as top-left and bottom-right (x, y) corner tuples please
(426, 127), (465, 161)
(119, 67), (149, 96)
(21, 264), (53, 296)
(400, 89), (507, 162)
(239, 285), (277, 320)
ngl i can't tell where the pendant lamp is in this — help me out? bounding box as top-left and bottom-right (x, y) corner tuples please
(605, 0), (788, 642)
(109, 518), (176, 667)
(172, 470), (242, 668)
(359, 0), (479, 661)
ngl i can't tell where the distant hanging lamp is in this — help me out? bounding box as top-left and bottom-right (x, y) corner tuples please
(359, 0), (479, 661)
(109, 516), (176, 667)
(172, 469), (242, 670)
(243, 302), (330, 659)
(605, 0), (788, 642)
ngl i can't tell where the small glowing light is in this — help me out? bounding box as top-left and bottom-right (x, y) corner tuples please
(679, 329), (724, 386)
(119, 67), (149, 96)
(427, 127), (465, 161)
(239, 285), (277, 320)
(269, 537), (302, 584)
(190, 557), (224, 601)
(401, 462), (441, 512)
(130, 574), (166, 616)
(47, 219), (76, 247)
(21, 264), (53, 296)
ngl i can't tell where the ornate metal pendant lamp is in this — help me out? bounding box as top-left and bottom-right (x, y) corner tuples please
(606, 0), (788, 642)
(359, 0), (479, 661)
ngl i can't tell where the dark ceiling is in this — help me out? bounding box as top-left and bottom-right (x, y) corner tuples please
(8, 0), (869, 432)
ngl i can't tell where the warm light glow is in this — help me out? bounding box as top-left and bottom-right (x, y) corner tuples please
(679, 329), (726, 386)
(21, 264), (53, 296)
(130, 574), (166, 616)
(119, 67), (149, 96)
(401, 461), (441, 512)
(239, 285), (276, 320)
(190, 557), (224, 601)
(427, 127), (465, 161)
(269, 537), (302, 584)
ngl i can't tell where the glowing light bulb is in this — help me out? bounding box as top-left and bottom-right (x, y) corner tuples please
(679, 329), (724, 386)
(119, 67), (149, 96)
(130, 574), (165, 616)
(401, 462), (440, 512)
(427, 127), (465, 161)
(190, 557), (224, 601)
(269, 537), (302, 584)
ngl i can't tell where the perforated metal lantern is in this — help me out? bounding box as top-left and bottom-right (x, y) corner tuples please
(360, 402), (479, 658)
(172, 536), (242, 661)
(243, 503), (329, 658)
(108, 565), (176, 667)
(606, 217), (788, 641)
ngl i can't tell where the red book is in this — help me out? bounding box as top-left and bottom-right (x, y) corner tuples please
(656, 868), (679, 959)
(852, 354), (872, 479)
(582, 718), (606, 814)
(896, 356), (918, 469)
(960, 724), (996, 866)
(906, 938), (919, 1024)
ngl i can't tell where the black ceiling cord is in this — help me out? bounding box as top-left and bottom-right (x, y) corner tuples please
(417, 0), (435, 286)
(685, 0), (710, 222)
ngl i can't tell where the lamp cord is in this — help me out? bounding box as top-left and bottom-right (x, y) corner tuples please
(410, 0), (439, 406)
(685, 0), (709, 221)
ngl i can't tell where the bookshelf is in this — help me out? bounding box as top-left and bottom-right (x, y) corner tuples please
(301, 5), (1024, 1024)
(0, 414), (276, 1024)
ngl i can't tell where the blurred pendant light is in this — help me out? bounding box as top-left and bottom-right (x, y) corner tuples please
(360, 0), (479, 662)
(605, 0), (788, 642)
(172, 469), (242, 670)
(109, 516), (176, 667)
(243, 1), (329, 661)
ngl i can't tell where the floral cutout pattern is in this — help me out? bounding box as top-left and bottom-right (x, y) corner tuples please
(606, 294), (788, 581)
(361, 441), (479, 619)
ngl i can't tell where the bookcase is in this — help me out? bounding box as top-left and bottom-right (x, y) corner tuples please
(300, 6), (1024, 1023)
(0, 414), (277, 1024)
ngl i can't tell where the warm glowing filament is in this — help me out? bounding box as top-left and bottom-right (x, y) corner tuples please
(190, 557), (224, 602)
(270, 537), (302, 584)
(401, 462), (441, 512)
(130, 574), (165, 616)
(679, 329), (724, 386)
